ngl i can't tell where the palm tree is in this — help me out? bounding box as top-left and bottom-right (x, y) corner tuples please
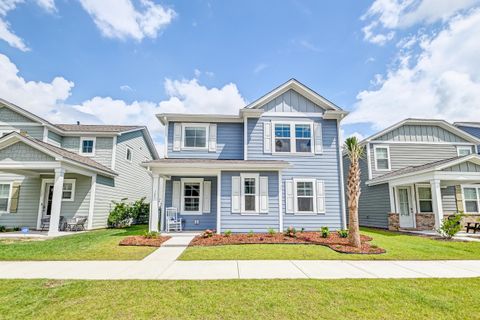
(344, 136), (365, 248)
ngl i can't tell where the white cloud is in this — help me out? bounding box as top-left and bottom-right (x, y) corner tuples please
(347, 8), (480, 130)
(79, 0), (176, 41)
(253, 63), (267, 74)
(120, 85), (133, 92)
(35, 0), (56, 12)
(0, 55), (245, 156)
(361, 0), (479, 44)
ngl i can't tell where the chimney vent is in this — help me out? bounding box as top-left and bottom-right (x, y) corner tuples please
(76, 121), (80, 125)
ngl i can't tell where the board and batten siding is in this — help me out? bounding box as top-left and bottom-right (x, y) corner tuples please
(164, 176), (217, 230)
(375, 124), (469, 143)
(261, 89), (326, 113)
(167, 122), (243, 159)
(92, 130), (153, 229)
(456, 125), (480, 152)
(442, 161), (480, 172)
(221, 171), (279, 233)
(247, 116), (343, 230)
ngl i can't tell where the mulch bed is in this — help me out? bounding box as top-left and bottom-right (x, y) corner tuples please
(190, 232), (386, 254)
(119, 236), (171, 247)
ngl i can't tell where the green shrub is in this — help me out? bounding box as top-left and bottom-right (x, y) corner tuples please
(267, 228), (276, 236)
(320, 226), (330, 238)
(131, 197), (149, 224)
(224, 230), (232, 237)
(107, 198), (132, 228)
(338, 229), (348, 238)
(143, 231), (159, 239)
(247, 230), (254, 237)
(13, 226), (21, 232)
(438, 212), (464, 239)
(0, 225), (6, 232)
(284, 226), (297, 238)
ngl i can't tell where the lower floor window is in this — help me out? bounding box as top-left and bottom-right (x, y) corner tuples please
(464, 187), (479, 212)
(183, 183), (201, 212)
(296, 181), (314, 212)
(243, 177), (256, 212)
(417, 186), (433, 212)
(0, 183), (11, 212)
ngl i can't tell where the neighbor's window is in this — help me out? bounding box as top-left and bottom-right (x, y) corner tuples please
(274, 124), (291, 153)
(417, 186), (433, 212)
(295, 124), (312, 153)
(296, 180), (314, 213)
(126, 147), (133, 162)
(80, 138), (95, 155)
(457, 146), (472, 157)
(374, 146), (390, 170)
(183, 182), (201, 212)
(464, 187), (479, 212)
(0, 183), (11, 212)
(183, 125), (207, 149)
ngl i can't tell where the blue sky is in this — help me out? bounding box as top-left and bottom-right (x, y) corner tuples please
(1, 0), (480, 154)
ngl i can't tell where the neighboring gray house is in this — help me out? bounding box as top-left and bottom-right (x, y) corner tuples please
(0, 99), (159, 235)
(146, 79), (348, 233)
(344, 118), (480, 231)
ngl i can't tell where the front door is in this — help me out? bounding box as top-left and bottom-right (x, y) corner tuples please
(398, 187), (414, 228)
(43, 184), (54, 217)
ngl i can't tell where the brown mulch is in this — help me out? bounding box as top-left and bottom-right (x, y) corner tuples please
(190, 232), (386, 254)
(119, 236), (171, 247)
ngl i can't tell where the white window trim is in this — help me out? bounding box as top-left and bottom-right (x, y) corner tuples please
(126, 146), (133, 163)
(181, 123), (209, 151)
(461, 184), (480, 214)
(457, 146), (473, 157)
(180, 178), (204, 215)
(415, 184), (433, 213)
(79, 137), (96, 156)
(240, 173), (260, 214)
(293, 178), (317, 215)
(62, 179), (76, 202)
(374, 145), (391, 171)
(0, 182), (13, 214)
(271, 121), (314, 155)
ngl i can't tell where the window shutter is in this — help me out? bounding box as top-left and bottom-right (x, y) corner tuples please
(172, 181), (181, 209)
(208, 124), (217, 152)
(231, 176), (241, 213)
(263, 121), (272, 153)
(259, 176), (268, 213)
(173, 123), (181, 151)
(203, 180), (211, 213)
(285, 180), (294, 214)
(9, 182), (21, 213)
(314, 122), (323, 154)
(316, 180), (325, 213)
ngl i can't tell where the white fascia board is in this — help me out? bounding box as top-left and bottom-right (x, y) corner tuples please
(156, 113), (242, 125)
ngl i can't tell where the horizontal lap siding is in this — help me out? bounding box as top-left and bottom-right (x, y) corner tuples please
(0, 107), (44, 139)
(221, 171), (279, 233)
(441, 186), (457, 213)
(167, 122), (243, 159)
(164, 176), (217, 231)
(48, 130), (63, 145)
(248, 117), (342, 231)
(62, 137), (114, 168)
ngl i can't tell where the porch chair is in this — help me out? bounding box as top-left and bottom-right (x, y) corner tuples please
(40, 217), (50, 231)
(465, 222), (479, 234)
(166, 207), (182, 232)
(66, 217), (88, 231)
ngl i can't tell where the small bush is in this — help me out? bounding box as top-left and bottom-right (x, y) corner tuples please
(13, 226), (21, 232)
(143, 231), (159, 239)
(0, 225), (6, 232)
(338, 229), (348, 238)
(267, 228), (276, 236)
(224, 230), (232, 237)
(320, 226), (330, 238)
(247, 230), (254, 237)
(130, 197), (150, 224)
(108, 198), (132, 228)
(438, 212), (464, 239)
(284, 226), (297, 238)
(202, 229), (214, 238)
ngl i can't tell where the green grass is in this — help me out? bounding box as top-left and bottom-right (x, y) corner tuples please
(0, 278), (479, 319)
(180, 228), (480, 260)
(0, 225), (156, 261)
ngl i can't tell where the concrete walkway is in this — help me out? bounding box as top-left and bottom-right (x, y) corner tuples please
(0, 259), (479, 280)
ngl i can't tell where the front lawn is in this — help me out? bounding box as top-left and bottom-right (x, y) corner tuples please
(0, 225), (156, 261)
(179, 228), (480, 260)
(0, 278), (479, 319)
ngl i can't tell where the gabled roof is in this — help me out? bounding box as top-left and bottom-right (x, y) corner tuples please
(360, 118), (480, 146)
(0, 98), (54, 126)
(367, 154), (480, 186)
(0, 132), (117, 176)
(54, 124), (143, 133)
(454, 122), (480, 129)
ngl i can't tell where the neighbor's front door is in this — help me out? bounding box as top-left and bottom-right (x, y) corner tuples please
(398, 187), (414, 228)
(43, 184), (54, 217)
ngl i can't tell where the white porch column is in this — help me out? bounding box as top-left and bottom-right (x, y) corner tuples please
(48, 168), (65, 236)
(159, 177), (165, 232)
(149, 173), (160, 232)
(430, 179), (444, 229)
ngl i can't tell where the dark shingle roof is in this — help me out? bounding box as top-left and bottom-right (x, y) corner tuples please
(54, 124), (143, 133)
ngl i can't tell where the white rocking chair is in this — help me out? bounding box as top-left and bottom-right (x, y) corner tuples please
(166, 207), (182, 232)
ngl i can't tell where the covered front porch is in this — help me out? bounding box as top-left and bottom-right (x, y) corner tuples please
(368, 155), (480, 231)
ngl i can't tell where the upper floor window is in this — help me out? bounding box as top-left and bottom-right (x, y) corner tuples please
(126, 146), (133, 162)
(374, 146), (390, 171)
(457, 146), (472, 157)
(273, 122), (313, 154)
(182, 124), (208, 149)
(80, 137), (95, 156)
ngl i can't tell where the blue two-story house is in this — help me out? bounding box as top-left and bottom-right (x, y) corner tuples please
(146, 79), (348, 233)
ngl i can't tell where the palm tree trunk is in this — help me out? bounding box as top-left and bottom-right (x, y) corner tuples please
(347, 158), (362, 248)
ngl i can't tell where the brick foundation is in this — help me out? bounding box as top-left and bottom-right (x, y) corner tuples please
(415, 213), (435, 230)
(388, 213), (480, 231)
(388, 213), (400, 231)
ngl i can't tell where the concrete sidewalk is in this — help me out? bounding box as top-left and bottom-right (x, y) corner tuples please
(0, 260), (479, 280)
